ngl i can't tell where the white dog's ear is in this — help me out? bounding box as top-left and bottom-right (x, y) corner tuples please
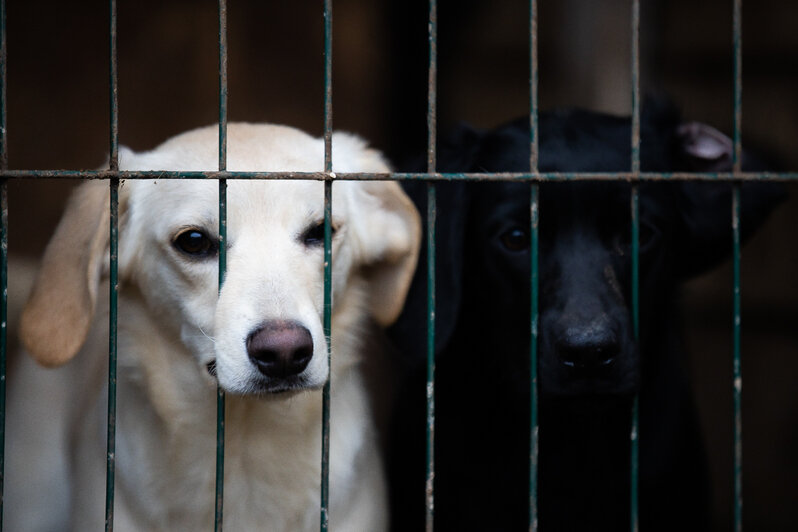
(20, 181), (116, 367)
(350, 181), (422, 326)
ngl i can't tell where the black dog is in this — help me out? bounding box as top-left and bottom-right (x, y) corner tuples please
(387, 105), (783, 531)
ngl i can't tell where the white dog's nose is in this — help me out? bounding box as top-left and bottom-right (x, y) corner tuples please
(246, 321), (314, 379)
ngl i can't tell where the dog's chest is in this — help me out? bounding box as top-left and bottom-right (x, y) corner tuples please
(113, 386), (365, 531)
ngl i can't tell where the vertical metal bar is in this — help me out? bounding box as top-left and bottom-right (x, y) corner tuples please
(425, 1), (438, 531)
(105, 0), (119, 529)
(732, 1), (743, 530)
(106, 179), (119, 532)
(319, 0), (333, 531)
(629, 1), (641, 531)
(528, 1), (539, 531)
(215, 0), (228, 530)
(0, 186), (5, 532)
(320, 179), (332, 532)
(0, 0), (7, 527)
(424, 183), (436, 532)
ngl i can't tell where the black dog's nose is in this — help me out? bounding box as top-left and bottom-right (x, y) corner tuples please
(556, 328), (619, 371)
(247, 321), (313, 379)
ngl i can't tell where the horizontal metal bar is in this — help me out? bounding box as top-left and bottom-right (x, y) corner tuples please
(2, 170), (798, 182)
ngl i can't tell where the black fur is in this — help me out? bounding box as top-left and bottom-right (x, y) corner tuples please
(388, 105), (784, 531)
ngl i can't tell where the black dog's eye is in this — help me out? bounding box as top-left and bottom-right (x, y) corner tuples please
(612, 222), (660, 256)
(499, 227), (530, 252)
(174, 229), (216, 257)
(639, 222), (660, 251)
(302, 221), (336, 247)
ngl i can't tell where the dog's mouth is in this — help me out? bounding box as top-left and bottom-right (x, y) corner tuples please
(250, 376), (322, 396)
(206, 359), (322, 397)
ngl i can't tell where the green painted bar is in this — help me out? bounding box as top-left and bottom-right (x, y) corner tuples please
(425, 0), (438, 529)
(528, 184), (539, 532)
(105, 179), (119, 532)
(732, 2), (744, 530)
(105, 0), (119, 528)
(215, 0), (228, 530)
(425, 182), (436, 532)
(629, 189), (640, 532)
(215, 178), (227, 532)
(0, 0), (7, 526)
(732, 185), (742, 532)
(0, 180), (7, 532)
(528, 1), (539, 530)
(319, 0), (333, 530)
(629, 1), (641, 530)
(320, 179), (332, 532)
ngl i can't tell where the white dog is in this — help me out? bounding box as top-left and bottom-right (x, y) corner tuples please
(6, 124), (420, 531)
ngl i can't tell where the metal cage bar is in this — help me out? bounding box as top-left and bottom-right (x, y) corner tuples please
(528, 0), (540, 530)
(425, 0), (438, 530)
(3, 169), (797, 182)
(320, 0), (334, 530)
(0, 1), (791, 530)
(732, 0), (744, 530)
(215, 1), (228, 530)
(0, 0), (7, 527)
(105, 0), (120, 529)
(629, 1), (641, 531)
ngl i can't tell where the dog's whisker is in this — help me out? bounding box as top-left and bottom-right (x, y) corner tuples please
(197, 326), (217, 344)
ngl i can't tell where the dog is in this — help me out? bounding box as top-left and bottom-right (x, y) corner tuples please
(388, 105), (784, 531)
(6, 123), (421, 531)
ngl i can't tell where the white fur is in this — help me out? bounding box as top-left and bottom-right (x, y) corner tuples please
(6, 123), (420, 531)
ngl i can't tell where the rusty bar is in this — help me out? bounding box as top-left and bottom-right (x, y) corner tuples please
(218, 0), (228, 174)
(215, 0), (228, 530)
(3, 169), (798, 182)
(109, 0), (118, 171)
(528, 0), (539, 530)
(320, 0), (333, 530)
(425, 0), (438, 530)
(323, 0), (333, 174)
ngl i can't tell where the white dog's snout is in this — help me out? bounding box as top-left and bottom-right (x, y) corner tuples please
(246, 320), (314, 379)
(213, 259), (329, 394)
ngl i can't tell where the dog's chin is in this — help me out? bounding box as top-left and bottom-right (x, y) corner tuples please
(220, 374), (325, 399)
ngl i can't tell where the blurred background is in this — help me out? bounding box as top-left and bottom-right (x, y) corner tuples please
(5, 0), (797, 529)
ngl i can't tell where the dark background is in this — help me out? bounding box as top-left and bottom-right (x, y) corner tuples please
(5, 1), (797, 529)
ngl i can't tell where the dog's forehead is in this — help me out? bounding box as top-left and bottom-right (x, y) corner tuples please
(128, 179), (337, 229)
(119, 123), (363, 232)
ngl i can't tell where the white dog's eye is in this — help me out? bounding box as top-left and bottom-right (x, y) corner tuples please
(174, 229), (217, 258)
(301, 221), (336, 247)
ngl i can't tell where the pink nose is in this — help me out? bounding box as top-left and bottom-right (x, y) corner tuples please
(246, 321), (313, 379)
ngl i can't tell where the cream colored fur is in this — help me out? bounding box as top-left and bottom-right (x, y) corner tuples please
(6, 123), (420, 531)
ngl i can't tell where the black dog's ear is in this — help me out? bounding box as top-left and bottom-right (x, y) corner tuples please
(437, 122), (485, 172)
(388, 182), (471, 363)
(388, 124), (483, 363)
(673, 123), (786, 279)
(677, 122), (734, 172)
